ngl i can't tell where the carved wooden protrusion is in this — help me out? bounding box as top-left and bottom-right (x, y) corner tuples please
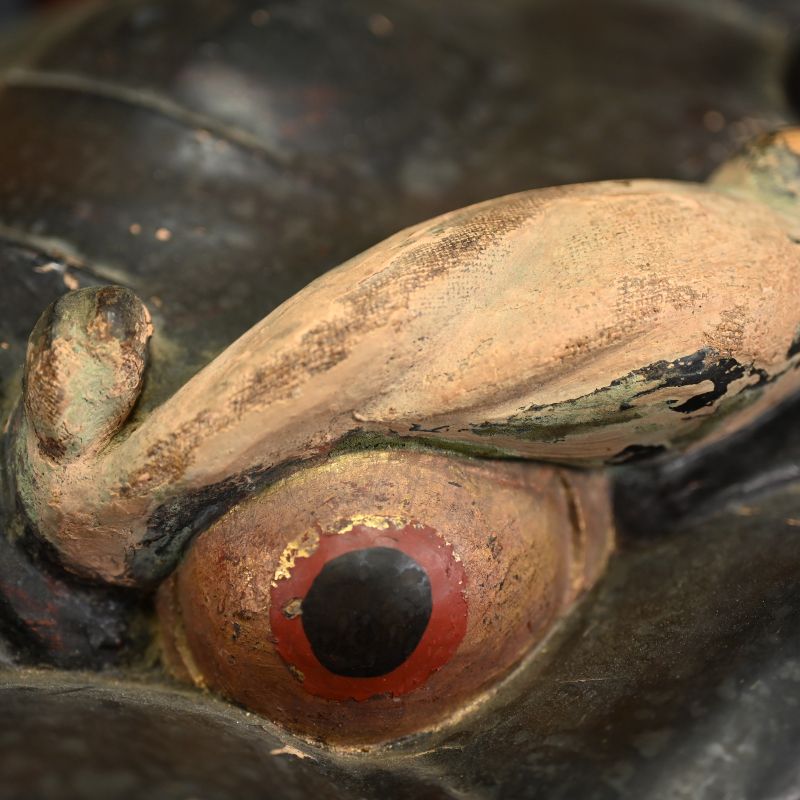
(23, 286), (152, 462)
(10, 130), (800, 586)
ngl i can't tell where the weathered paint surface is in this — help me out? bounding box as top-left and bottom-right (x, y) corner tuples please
(22, 286), (151, 462)
(157, 449), (613, 745)
(9, 140), (800, 585)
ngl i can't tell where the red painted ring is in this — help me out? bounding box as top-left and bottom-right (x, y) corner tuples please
(269, 522), (468, 701)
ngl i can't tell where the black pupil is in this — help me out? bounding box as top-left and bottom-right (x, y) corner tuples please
(300, 547), (433, 678)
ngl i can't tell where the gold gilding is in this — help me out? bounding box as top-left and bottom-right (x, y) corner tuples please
(271, 529), (320, 586)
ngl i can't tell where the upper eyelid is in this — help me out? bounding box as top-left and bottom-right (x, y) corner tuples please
(144, 433), (517, 582)
(160, 371), (800, 582)
(190, 375), (800, 572)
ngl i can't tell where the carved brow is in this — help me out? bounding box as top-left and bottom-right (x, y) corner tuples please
(9, 169), (800, 587)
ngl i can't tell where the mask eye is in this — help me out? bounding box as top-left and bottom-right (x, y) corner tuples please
(156, 449), (613, 746)
(270, 521), (468, 701)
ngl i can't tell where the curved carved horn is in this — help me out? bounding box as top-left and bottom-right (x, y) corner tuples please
(10, 133), (800, 586)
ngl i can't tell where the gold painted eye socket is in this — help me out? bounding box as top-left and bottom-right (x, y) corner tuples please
(156, 449), (613, 746)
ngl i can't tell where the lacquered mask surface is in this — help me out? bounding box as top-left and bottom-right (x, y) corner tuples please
(2, 1), (800, 798)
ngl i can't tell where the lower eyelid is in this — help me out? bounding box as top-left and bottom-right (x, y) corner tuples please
(156, 449), (614, 746)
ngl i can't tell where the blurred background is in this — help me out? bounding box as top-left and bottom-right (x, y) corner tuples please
(0, 0), (73, 23)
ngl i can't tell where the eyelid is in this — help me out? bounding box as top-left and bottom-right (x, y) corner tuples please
(157, 449), (614, 745)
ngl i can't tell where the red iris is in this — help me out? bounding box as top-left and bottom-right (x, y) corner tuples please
(269, 522), (468, 702)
